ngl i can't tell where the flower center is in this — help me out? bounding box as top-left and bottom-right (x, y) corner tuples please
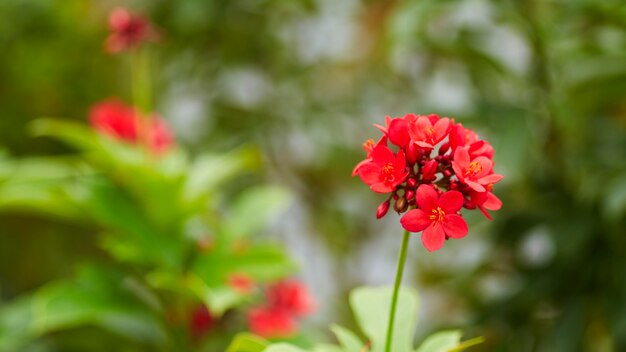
(381, 163), (395, 183)
(425, 127), (436, 143)
(465, 161), (482, 177)
(429, 206), (446, 223)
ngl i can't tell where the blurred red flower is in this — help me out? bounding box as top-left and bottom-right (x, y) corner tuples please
(89, 99), (174, 154)
(247, 306), (297, 338)
(105, 7), (157, 53)
(266, 279), (315, 317)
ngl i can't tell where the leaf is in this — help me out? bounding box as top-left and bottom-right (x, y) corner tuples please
(415, 331), (461, 352)
(265, 343), (308, 352)
(183, 147), (261, 202)
(226, 333), (269, 352)
(223, 185), (293, 239)
(0, 265), (167, 348)
(329, 324), (363, 352)
(349, 286), (418, 352)
(312, 344), (345, 352)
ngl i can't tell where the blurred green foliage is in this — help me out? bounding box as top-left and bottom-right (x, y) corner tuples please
(0, 0), (626, 351)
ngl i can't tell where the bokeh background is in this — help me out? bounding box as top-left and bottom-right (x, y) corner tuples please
(2, 0), (626, 351)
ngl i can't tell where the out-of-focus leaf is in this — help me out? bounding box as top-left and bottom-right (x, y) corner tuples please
(226, 333), (269, 352)
(265, 343), (308, 352)
(0, 265), (167, 348)
(312, 344), (345, 352)
(183, 147), (261, 202)
(224, 185), (293, 240)
(193, 244), (296, 287)
(414, 331), (461, 352)
(329, 324), (363, 352)
(30, 119), (100, 152)
(349, 286), (418, 352)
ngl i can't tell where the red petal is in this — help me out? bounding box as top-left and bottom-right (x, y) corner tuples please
(352, 158), (371, 176)
(388, 119), (410, 147)
(466, 180), (486, 192)
(478, 173), (504, 185)
(451, 161), (465, 182)
(474, 156), (493, 178)
(453, 147), (470, 168)
(370, 182), (394, 194)
(438, 190), (464, 213)
(483, 192), (502, 210)
(357, 163), (381, 184)
(443, 214), (468, 239)
(370, 145), (395, 164)
(415, 141), (434, 149)
(433, 117), (450, 141)
(400, 209), (431, 232)
(421, 223), (445, 252)
(478, 205), (492, 220)
(415, 184), (438, 211)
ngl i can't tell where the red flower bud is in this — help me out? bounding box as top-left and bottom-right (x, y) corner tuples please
(421, 159), (439, 182)
(405, 190), (415, 201)
(407, 177), (417, 188)
(376, 200), (391, 219)
(439, 142), (450, 155)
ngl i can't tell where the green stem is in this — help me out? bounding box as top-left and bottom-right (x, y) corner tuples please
(130, 47), (152, 114)
(385, 229), (411, 352)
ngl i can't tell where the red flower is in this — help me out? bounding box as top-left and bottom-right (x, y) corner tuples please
(469, 186), (502, 220)
(400, 185), (468, 252)
(227, 273), (255, 295)
(452, 147), (503, 192)
(449, 123), (494, 159)
(266, 280), (315, 317)
(247, 306), (297, 338)
(105, 7), (156, 53)
(89, 99), (174, 154)
(407, 115), (451, 149)
(357, 145), (409, 193)
(374, 116), (410, 148)
(189, 305), (215, 341)
(352, 136), (388, 176)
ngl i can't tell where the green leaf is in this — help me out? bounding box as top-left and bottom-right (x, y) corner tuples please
(224, 185), (293, 239)
(0, 265), (167, 348)
(265, 343), (308, 352)
(183, 147), (261, 202)
(329, 324), (363, 352)
(350, 286), (418, 352)
(226, 333), (269, 352)
(312, 344), (345, 352)
(414, 331), (461, 352)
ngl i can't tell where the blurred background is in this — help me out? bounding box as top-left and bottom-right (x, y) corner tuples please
(1, 0), (626, 351)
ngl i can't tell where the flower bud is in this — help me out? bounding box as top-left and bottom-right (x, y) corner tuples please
(438, 142), (450, 155)
(405, 190), (415, 201)
(376, 200), (391, 219)
(407, 177), (417, 188)
(422, 159), (438, 182)
(394, 197), (408, 213)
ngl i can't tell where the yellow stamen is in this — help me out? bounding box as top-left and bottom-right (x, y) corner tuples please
(465, 161), (482, 177)
(429, 207), (445, 222)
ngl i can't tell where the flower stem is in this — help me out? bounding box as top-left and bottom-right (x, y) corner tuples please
(385, 229), (411, 352)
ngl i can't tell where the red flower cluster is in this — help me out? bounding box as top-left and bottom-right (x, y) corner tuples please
(105, 7), (157, 54)
(247, 279), (315, 338)
(89, 99), (174, 154)
(353, 114), (503, 252)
